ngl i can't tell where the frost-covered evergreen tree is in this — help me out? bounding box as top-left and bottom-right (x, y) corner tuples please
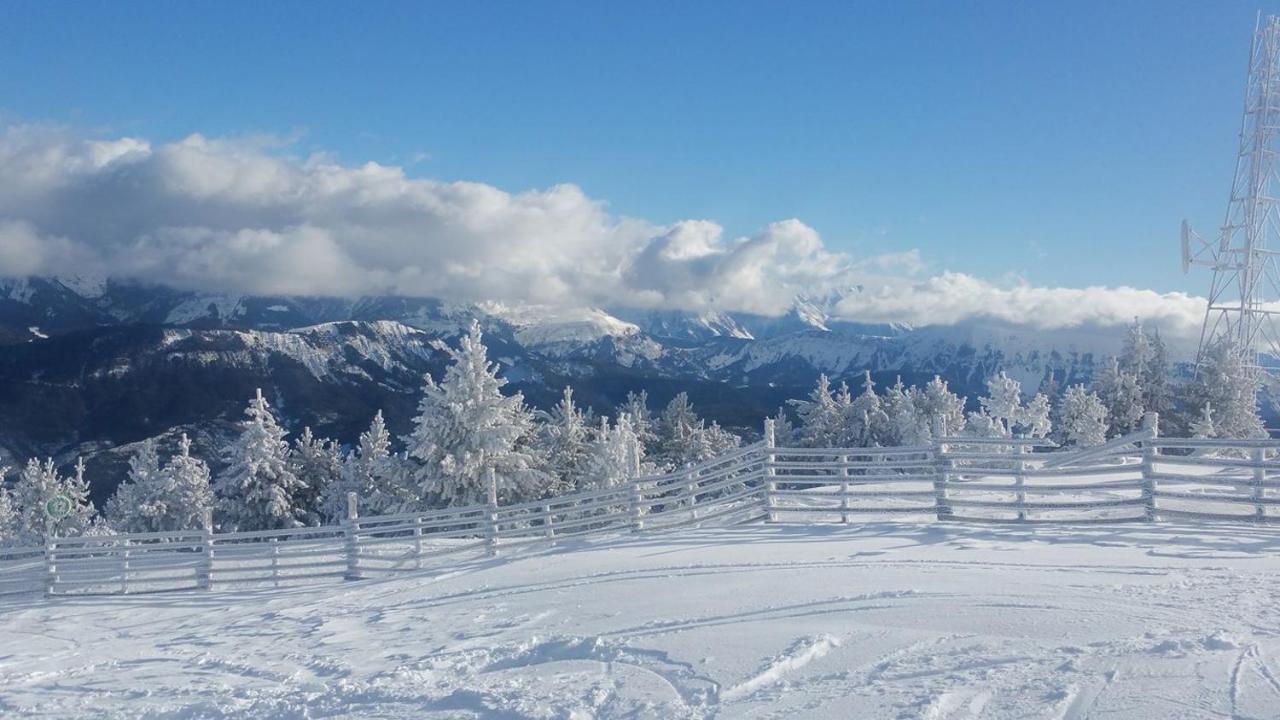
(622, 390), (658, 455)
(163, 434), (215, 531)
(1037, 371), (1061, 405)
(105, 439), (164, 532)
(107, 437), (212, 534)
(913, 376), (967, 439)
(1142, 329), (1175, 424)
(1094, 357), (1145, 437)
(1057, 385), (1108, 447)
(964, 408), (1011, 439)
(979, 371), (1023, 434)
(882, 377), (928, 446)
(404, 321), (550, 507)
(973, 372), (1052, 438)
(12, 457), (95, 542)
(344, 411), (412, 514)
(1190, 401), (1216, 439)
(793, 375), (843, 448)
(583, 414), (649, 490)
(844, 372), (889, 447)
(0, 476), (16, 544)
(214, 388), (306, 531)
(654, 392), (738, 467)
(293, 427), (344, 524)
(1192, 339), (1266, 439)
(767, 407), (798, 447)
(539, 386), (593, 493)
(1021, 393), (1053, 439)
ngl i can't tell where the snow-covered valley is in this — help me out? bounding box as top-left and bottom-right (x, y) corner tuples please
(6, 521), (1280, 719)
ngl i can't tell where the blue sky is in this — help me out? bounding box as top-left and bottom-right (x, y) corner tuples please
(0, 1), (1275, 302)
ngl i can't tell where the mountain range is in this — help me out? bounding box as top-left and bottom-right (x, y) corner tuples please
(0, 276), (1140, 503)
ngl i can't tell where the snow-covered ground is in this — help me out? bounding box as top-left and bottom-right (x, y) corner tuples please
(5, 521), (1280, 719)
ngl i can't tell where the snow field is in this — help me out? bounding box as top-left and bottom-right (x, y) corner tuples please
(4, 521), (1280, 718)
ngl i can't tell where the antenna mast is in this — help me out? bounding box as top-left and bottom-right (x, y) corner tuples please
(1184, 14), (1280, 370)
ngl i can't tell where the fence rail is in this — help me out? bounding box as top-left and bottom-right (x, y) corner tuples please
(6, 411), (1280, 599)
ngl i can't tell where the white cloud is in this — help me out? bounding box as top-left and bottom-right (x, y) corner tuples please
(0, 124), (1207, 337)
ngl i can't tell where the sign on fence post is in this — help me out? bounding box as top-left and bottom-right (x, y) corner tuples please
(343, 492), (361, 580)
(1141, 413), (1159, 522)
(763, 418), (777, 523)
(485, 467), (499, 557)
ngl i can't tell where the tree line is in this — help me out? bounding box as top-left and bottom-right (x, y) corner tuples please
(0, 320), (1264, 543)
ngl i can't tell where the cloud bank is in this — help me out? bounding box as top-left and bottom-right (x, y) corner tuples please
(0, 125), (1205, 336)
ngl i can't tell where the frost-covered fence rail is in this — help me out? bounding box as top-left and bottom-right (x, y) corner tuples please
(17, 411), (1280, 599)
(0, 545), (44, 598)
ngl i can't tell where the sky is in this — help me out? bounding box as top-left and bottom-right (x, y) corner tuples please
(0, 1), (1276, 335)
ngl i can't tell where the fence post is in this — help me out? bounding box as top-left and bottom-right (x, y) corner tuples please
(544, 503), (555, 539)
(763, 418), (777, 523)
(270, 537), (280, 589)
(43, 535), (56, 597)
(120, 537), (131, 595)
(628, 442), (644, 532)
(841, 453), (851, 524)
(198, 510), (213, 591)
(687, 468), (699, 525)
(1141, 412), (1159, 522)
(1014, 443), (1027, 522)
(414, 515), (425, 570)
(933, 418), (952, 521)
(343, 492), (361, 580)
(485, 467), (499, 557)
(1252, 446), (1267, 522)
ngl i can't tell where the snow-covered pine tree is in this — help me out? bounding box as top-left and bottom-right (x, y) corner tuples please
(1057, 385), (1108, 447)
(1193, 339), (1266, 439)
(162, 434), (215, 531)
(105, 439), (166, 533)
(0, 476), (15, 544)
(292, 427), (344, 524)
(214, 388), (306, 531)
(344, 410), (412, 514)
(881, 377), (928, 446)
(654, 392), (734, 468)
(622, 390), (658, 455)
(767, 407), (798, 447)
(1037, 370), (1062, 405)
(12, 457), (95, 542)
(964, 408), (1011, 439)
(583, 413), (648, 490)
(1189, 401), (1216, 439)
(793, 374), (843, 448)
(1120, 319), (1152, 378)
(978, 371), (1023, 436)
(974, 372), (1052, 438)
(539, 386), (593, 493)
(1142, 329), (1175, 425)
(844, 372), (889, 447)
(912, 376), (967, 439)
(704, 420), (741, 456)
(404, 321), (550, 507)
(1021, 393), (1053, 439)
(1094, 356), (1145, 436)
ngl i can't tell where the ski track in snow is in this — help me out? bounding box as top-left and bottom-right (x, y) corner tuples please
(4, 521), (1280, 718)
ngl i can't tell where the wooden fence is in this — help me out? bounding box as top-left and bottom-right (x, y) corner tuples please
(4, 411), (1280, 599)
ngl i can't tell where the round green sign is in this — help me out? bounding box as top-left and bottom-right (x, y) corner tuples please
(44, 495), (72, 519)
